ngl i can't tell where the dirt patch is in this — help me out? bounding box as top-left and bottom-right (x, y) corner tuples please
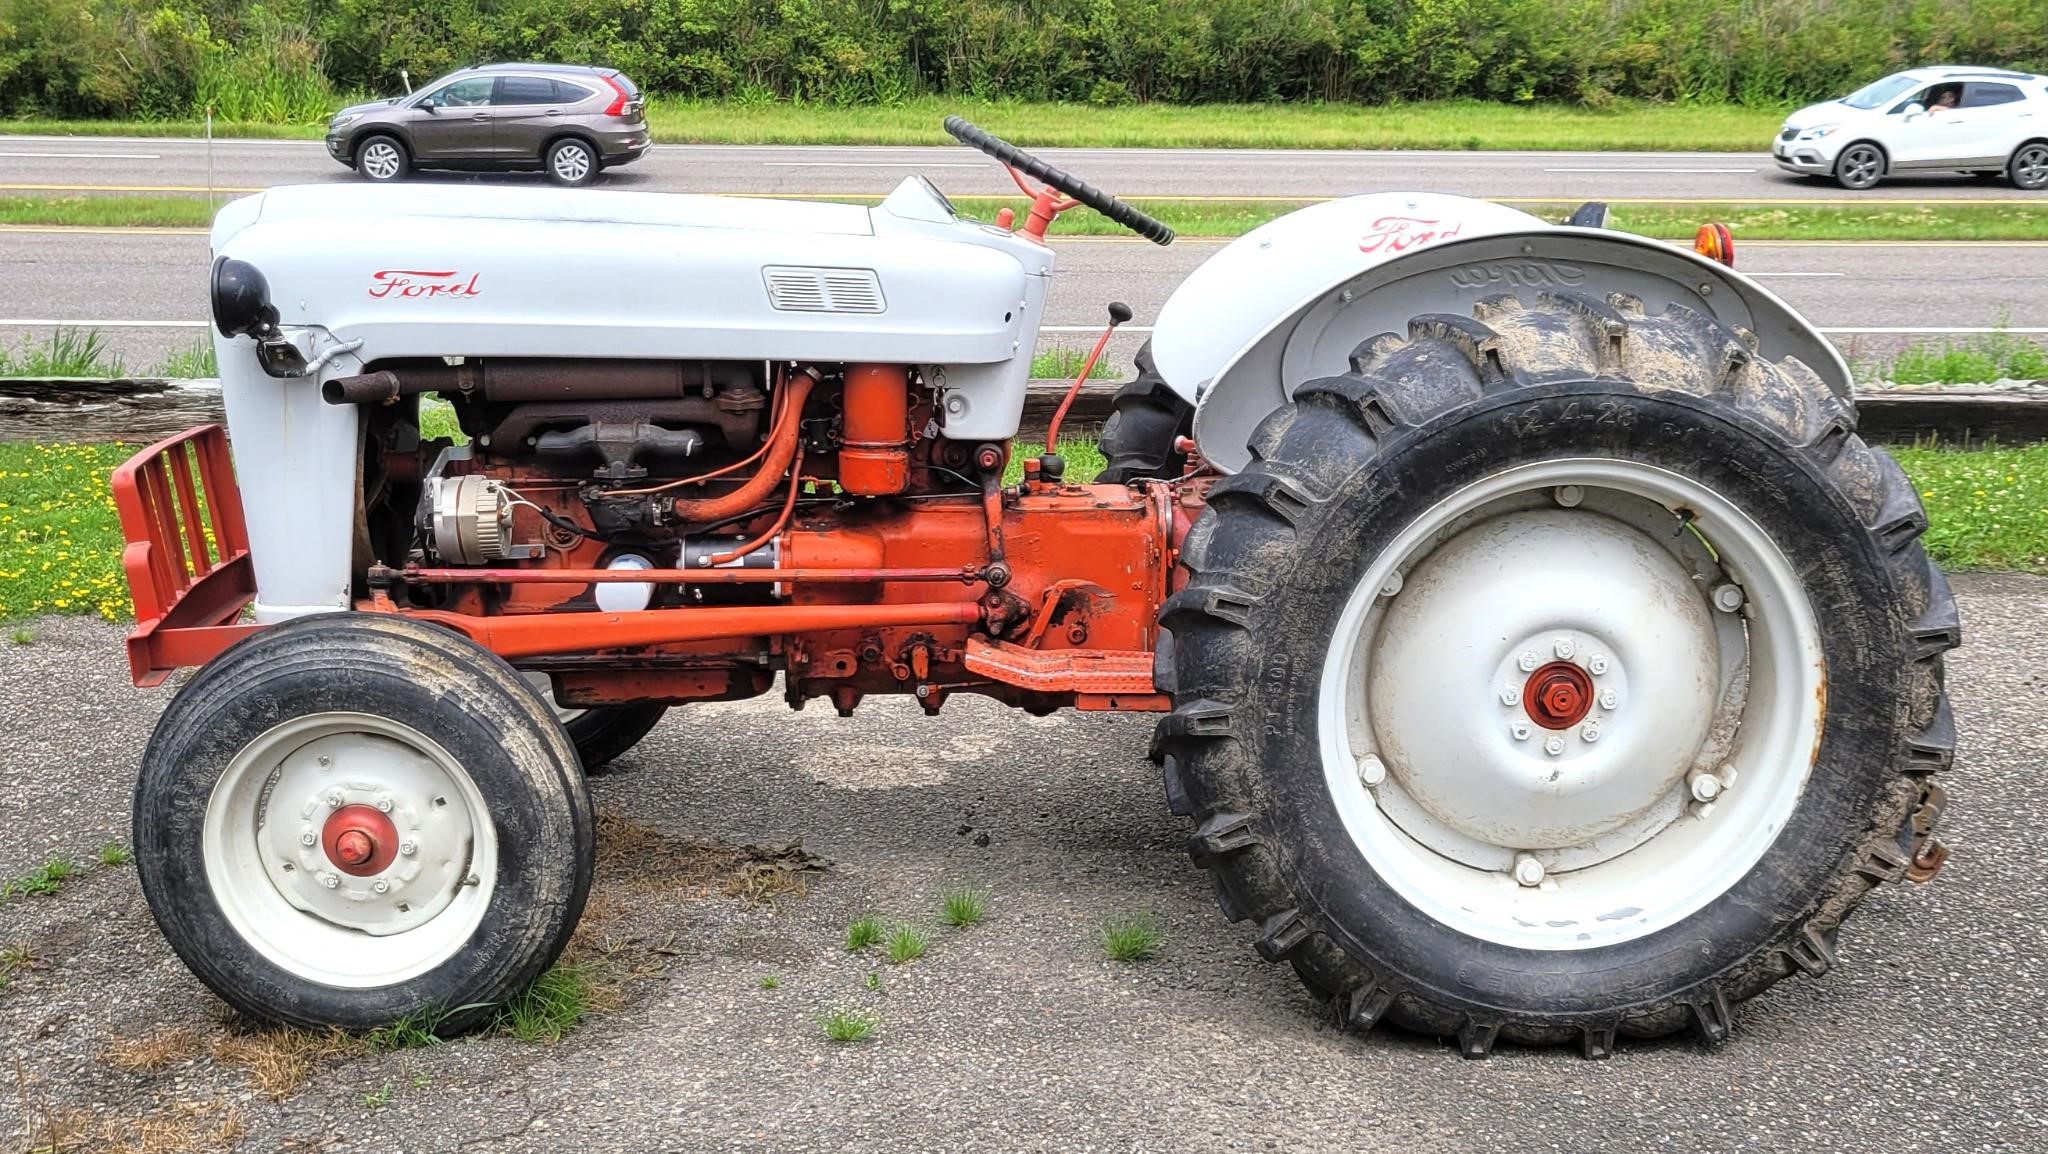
(590, 805), (830, 906)
(11, 1098), (244, 1154)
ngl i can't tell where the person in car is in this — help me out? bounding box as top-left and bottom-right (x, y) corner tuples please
(1927, 87), (1959, 112)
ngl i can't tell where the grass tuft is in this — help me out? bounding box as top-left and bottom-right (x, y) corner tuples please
(98, 841), (132, 867)
(361, 1083), (393, 1111)
(104, 1026), (207, 1073)
(491, 963), (591, 1042)
(1030, 345), (1125, 382)
(940, 885), (989, 928)
(0, 327), (126, 377)
(758, 974), (781, 990)
(820, 1006), (878, 1043)
(844, 912), (885, 951)
(4, 858), (77, 900)
(864, 970), (881, 991)
(362, 1009), (443, 1052)
(9, 627), (32, 645)
(884, 924), (931, 965)
(150, 338), (219, 380)
(1863, 329), (2048, 386)
(209, 1026), (358, 1099)
(0, 941), (37, 992)
(1099, 913), (1163, 963)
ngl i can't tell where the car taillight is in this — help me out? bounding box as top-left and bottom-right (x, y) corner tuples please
(602, 75), (632, 117)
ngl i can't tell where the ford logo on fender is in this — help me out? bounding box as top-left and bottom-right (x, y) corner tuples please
(368, 269), (482, 299)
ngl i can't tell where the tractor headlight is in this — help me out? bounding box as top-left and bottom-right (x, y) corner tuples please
(330, 113), (359, 130)
(1795, 123), (1840, 141)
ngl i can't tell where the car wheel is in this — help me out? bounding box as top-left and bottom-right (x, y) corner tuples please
(1833, 143), (1884, 190)
(2009, 142), (2048, 191)
(546, 138), (599, 187)
(356, 135), (410, 183)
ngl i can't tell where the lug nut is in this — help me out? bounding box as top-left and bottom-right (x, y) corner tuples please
(1500, 687), (1521, 706)
(1517, 651), (1540, 672)
(317, 754), (331, 768)
(1599, 688), (1619, 710)
(1690, 773), (1723, 803)
(1588, 654), (1608, 675)
(400, 841), (417, 856)
(1379, 572), (1404, 597)
(1580, 723), (1600, 742)
(1513, 853), (1546, 887)
(1713, 584), (1745, 613)
(1553, 485), (1583, 508)
(1543, 736), (1565, 756)
(300, 831), (317, 846)
(325, 790), (345, 808)
(1358, 755), (1387, 787)
(375, 795), (394, 813)
(372, 880), (390, 894)
(1553, 637), (1576, 659)
(321, 873), (340, 889)
(1509, 721), (1531, 741)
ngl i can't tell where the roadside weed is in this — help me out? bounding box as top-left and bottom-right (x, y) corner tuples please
(759, 974), (781, 990)
(885, 924), (930, 965)
(864, 971), (881, 991)
(8, 628), (31, 645)
(98, 841), (132, 867)
(940, 886), (989, 928)
(4, 859), (77, 900)
(1100, 914), (1163, 963)
(820, 1007), (878, 1043)
(844, 913), (885, 951)
(361, 1083), (393, 1110)
(492, 964), (590, 1042)
(363, 1010), (443, 1052)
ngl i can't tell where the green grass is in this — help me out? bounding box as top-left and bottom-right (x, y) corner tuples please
(3, 859), (78, 900)
(863, 970), (881, 991)
(8, 628), (31, 645)
(1031, 346), (1125, 382)
(362, 1010), (443, 1051)
(0, 328), (127, 377)
(1005, 439), (1110, 487)
(0, 943), (34, 993)
(491, 963), (591, 1042)
(940, 886), (989, 928)
(844, 912), (885, 951)
(2, 98), (1790, 151)
(758, 974), (781, 990)
(1863, 330), (2048, 386)
(1099, 913), (1162, 963)
(97, 841), (131, 867)
(884, 924), (930, 965)
(0, 441), (134, 621)
(13, 189), (2048, 243)
(151, 338), (218, 380)
(361, 1083), (393, 1111)
(820, 1006), (878, 1043)
(1892, 442), (2048, 571)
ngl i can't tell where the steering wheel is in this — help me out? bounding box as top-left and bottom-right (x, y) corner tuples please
(944, 116), (1175, 246)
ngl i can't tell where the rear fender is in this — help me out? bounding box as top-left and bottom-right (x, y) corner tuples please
(1156, 204), (1850, 472)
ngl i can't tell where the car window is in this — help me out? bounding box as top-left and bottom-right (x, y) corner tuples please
(493, 76), (557, 106)
(426, 77), (493, 108)
(1961, 83), (2024, 108)
(1842, 73), (1920, 110)
(552, 80), (595, 104)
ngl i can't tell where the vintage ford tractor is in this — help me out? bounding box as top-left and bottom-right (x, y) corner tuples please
(114, 119), (1957, 1057)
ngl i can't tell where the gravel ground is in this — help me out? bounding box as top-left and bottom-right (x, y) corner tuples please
(2, 572), (2044, 1152)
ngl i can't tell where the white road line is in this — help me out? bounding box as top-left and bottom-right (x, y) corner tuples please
(0, 319), (205, 327)
(0, 150), (162, 159)
(1543, 167), (1758, 173)
(1745, 272), (1845, 278)
(761, 162), (986, 168)
(1818, 326), (2048, 335)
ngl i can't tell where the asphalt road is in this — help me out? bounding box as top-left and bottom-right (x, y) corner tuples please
(3, 228), (2042, 371)
(6, 136), (2047, 201)
(0, 571), (2040, 1151)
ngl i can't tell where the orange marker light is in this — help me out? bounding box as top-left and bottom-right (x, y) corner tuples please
(1694, 222), (1736, 268)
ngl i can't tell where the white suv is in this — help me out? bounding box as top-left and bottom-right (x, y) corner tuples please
(1775, 66), (2048, 190)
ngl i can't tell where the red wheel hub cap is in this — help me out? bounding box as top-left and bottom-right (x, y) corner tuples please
(322, 804), (399, 877)
(1523, 661), (1594, 730)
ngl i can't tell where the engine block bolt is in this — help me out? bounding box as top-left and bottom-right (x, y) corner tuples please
(1580, 723), (1601, 742)
(1690, 773), (1723, 803)
(1513, 853), (1546, 887)
(1379, 571), (1404, 597)
(1553, 637), (1577, 659)
(1588, 654), (1609, 675)
(1358, 755), (1386, 787)
(1517, 651), (1540, 672)
(1509, 721), (1531, 741)
(372, 880), (390, 894)
(320, 873), (339, 889)
(1543, 736), (1565, 756)
(400, 841), (417, 856)
(1553, 485), (1584, 508)
(1713, 584), (1745, 613)
(1500, 687), (1521, 706)
(375, 794), (394, 813)
(325, 790), (345, 809)
(299, 831), (317, 846)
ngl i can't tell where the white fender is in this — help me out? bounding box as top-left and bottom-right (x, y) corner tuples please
(1150, 194), (1851, 473)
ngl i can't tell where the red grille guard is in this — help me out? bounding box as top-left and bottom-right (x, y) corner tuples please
(110, 425), (260, 685)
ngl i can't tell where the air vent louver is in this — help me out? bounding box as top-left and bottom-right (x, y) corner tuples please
(763, 266), (886, 314)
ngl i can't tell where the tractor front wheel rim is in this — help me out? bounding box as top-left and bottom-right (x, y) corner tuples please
(201, 712), (497, 987)
(1319, 459), (1822, 950)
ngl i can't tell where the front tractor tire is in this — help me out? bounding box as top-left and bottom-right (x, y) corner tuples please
(1098, 341), (1194, 484)
(1158, 292), (1957, 1057)
(134, 614), (594, 1033)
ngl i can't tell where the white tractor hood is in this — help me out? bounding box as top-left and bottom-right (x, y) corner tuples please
(210, 181), (1049, 367)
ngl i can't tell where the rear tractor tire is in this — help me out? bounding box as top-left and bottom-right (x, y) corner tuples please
(1098, 341), (1194, 484)
(134, 614), (594, 1033)
(1157, 291), (1958, 1057)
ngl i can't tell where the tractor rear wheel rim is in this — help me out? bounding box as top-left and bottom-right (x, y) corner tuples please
(201, 711), (497, 987)
(1319, 459), (1822, 950)
(362, 142), (400, 179)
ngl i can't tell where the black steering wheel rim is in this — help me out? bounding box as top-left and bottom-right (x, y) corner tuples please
(943, 116), (1175, 246)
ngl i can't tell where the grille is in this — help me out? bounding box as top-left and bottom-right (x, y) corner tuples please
(762, 266), (887, 314)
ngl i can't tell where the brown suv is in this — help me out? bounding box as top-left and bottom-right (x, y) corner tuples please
(326, 64), (649, 187)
